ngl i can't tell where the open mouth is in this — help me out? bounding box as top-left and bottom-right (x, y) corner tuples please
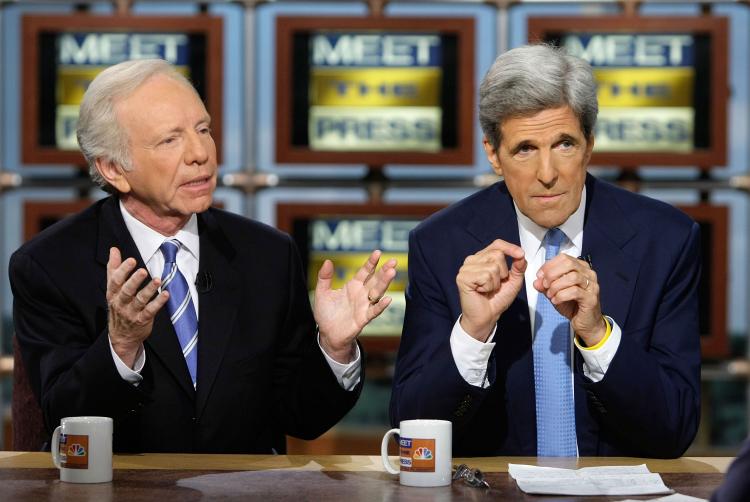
(182, 176), (211, 187)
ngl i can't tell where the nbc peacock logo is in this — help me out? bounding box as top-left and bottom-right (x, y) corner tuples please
(67, 443), (87, 457)
(413, 447), (433, 460)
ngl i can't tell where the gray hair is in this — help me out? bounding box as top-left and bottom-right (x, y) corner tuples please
(479, 44), (598, 150)
(76, 59), (198, 192)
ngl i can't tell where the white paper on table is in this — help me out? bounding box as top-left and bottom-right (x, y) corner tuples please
(508, 463), (674, 496)
(617, 494), (708, 502)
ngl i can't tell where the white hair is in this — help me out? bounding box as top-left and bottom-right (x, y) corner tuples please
(76, 59), (198, 192)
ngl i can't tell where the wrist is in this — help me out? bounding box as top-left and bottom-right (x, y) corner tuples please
(110, 338), (140, 368)
(319, 332), (357, 364)
(578, 316), (609, 348)
(459, 315), (494, 342)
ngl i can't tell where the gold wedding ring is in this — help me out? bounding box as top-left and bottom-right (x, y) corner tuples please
(367, 293), (381, 305)
(584, 278), (590, 290)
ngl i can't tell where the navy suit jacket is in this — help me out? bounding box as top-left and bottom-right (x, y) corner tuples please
(713, 439), (750, 502)
(10, 196), (361, 453)
(390, 175), (701, 457)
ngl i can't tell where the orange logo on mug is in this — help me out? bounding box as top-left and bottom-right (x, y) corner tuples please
(399, 437), (436, 472)
(59, 434), (89, 469)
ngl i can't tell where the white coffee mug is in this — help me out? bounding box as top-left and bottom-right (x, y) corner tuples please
(51, 416), (113, 483)
(381, 419), (452, 487)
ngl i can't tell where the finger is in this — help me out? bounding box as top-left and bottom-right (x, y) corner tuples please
(546, 270), (585, 298)
(367, 295), (393, 320)
(117, 268), (149, 305)
(482, 239), (525, 260)
(107, 247), (122, 275)
(381, 257), (398, 271)
(510, 256), (527, 277)
(476, 249), (510, 265)
(537, 254), (582, 286)
(134, 278), (162, 307)
(366, 259), (398, 301)
(138, 290), (170, 322)
(461, 265), (503, 294)
(110, 257), (138, 289)
(465, 250), (510, 278)
(353, 249), (382, 283)
(548, 284), (584, 306)
(315, 259), (334, 294)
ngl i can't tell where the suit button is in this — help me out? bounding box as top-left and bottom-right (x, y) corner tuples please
(192, 417), (198, 423)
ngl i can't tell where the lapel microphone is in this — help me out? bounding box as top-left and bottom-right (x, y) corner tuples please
(195, 271), (213, 293)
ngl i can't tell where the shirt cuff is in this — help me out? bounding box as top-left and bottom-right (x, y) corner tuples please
(108, 336), (145, 386)
(318, 334), (361, 391)
(574, 315), (621, 382)
(450, 315), (497, 388)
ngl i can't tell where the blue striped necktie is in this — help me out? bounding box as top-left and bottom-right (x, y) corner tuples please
(533, 228), (576, 456)
(160, 239), (198, 388)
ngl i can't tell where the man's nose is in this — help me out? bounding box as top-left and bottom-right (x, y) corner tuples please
(537, 151), (558, 186)
(184, 131), (209, 165)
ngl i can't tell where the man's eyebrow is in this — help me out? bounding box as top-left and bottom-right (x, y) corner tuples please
(556, 133), (579, 144)
(509, 139), (534, 153)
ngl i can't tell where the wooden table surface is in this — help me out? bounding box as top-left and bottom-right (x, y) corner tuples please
(0, 452), (733, 501)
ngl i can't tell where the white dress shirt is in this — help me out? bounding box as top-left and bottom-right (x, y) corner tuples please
(449, 186), (622, 388)
(109, 201), (361, 390)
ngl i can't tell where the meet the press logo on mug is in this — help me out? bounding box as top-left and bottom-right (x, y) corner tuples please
(59, 433), (89, 469)
(399, 437), (436, 472)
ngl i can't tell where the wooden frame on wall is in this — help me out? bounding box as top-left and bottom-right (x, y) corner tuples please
(528, 16), (728, 169)
(21, 14), (224, 166)
(23, 200), (93, 241)
(276, 202), (444, 352)
(676, 204), (729, 359)
(275, 17), (475, 166)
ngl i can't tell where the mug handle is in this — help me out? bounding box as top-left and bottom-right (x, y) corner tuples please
(51, 425), (63, 469)
(381, 428), (401, 475)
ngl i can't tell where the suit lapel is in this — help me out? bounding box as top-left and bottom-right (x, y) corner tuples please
(466, 184), (537, 452)
(96, 196), (145, 292)
(96, 196), (198, 401)
(194, 210), (241, 418)
(581, 175), (639, 331)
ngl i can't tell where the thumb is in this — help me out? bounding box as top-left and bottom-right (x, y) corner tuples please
(107, 247), (122, 274)
(510, 256), (527, 279)
(315, 259), (334, 294)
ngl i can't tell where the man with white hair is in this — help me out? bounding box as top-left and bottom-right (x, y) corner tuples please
(10, 59), (397, 453)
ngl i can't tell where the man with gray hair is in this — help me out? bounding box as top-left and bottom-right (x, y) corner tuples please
(390, 44), (701, 457)
(10, 59), (397, 453)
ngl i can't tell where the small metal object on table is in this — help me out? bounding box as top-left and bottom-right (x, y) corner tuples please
(453, 463), (491, 489)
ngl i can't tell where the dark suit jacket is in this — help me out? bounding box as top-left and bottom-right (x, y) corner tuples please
(713, 439), (750, 502)
(10, 196), (361, 453)
(390, 174), (701, 457)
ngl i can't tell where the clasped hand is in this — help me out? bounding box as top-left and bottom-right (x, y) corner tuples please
(534, 253), (606, 347)
(314, 250), (398, 364)
(456, 239), (605, 346)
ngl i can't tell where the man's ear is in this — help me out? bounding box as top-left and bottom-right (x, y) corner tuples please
(482, 136), (503, 176)
(95, 158), (131, 194)
(583, 134), (595, 166)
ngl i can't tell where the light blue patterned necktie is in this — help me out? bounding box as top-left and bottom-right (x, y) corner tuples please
(533, 228), (576, 456)
(160, 239), (198, 388)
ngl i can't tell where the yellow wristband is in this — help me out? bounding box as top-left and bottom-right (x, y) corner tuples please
(576, 315), (612, 351)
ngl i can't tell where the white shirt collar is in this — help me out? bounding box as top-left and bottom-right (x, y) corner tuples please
(119, 199), (200, 264)
(515, 185), (586, 257)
